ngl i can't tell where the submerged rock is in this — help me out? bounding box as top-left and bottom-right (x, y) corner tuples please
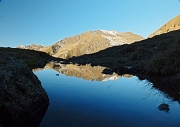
(157, 103), (170, 112)
(0, 52), (49, 127)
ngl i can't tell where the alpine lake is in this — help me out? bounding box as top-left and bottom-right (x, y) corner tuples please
(34, 62), (180, 127)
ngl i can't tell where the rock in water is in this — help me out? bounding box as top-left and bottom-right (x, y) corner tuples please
(102, 68), (114, 75)
(0, 52), (49, 127)
(158, 103), (170, 112)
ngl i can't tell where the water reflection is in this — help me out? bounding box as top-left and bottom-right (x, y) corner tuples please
(34, 62), (180, 106)
(33, 62), (180, 105)
(32, 62), (180, 127)
(33, 62), (133, 81)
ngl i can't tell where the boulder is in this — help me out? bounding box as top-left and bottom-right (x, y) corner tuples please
(157, 103), (170, 112)
(0, 52), (49, 127)
(102, 68), (114, 75)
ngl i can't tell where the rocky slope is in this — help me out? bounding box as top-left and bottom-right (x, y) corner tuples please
(0, 52), (49, 127)
(18, 30), (143, 59)
(149, 15), (180, 38)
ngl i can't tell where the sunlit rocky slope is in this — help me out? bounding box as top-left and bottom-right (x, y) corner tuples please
(18, 30), (143, 59)
(149, 15), (180, 38)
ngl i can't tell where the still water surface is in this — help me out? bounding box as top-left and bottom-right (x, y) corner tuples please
(34, 69), (180, 127)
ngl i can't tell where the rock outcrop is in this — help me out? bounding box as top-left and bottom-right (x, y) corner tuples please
(149, 15), (180, 38)
(0, 52), (49, 127)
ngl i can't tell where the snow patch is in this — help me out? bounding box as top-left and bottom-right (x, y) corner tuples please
(97, 30), (128, 46)
(101, 35), (126, 46)
(100, 30), (119, 36)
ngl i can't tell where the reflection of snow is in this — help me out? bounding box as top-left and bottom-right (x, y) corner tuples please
(102, 75), (120, 81)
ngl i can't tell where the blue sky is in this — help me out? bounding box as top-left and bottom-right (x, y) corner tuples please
(0, 0), (180, 47)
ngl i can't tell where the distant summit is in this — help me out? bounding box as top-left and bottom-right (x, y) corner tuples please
(18, 30), (143, 59)
(149, 15), (180, 38)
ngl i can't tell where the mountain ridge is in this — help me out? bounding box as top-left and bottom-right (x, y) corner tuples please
(149, 15), (180, 38)
(18, 30), (143, 59)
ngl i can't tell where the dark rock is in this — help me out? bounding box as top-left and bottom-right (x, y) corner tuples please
(36, 61), (46, 67)
(0, 52), (49, 127)
(102, 68), (114, 75)
(78, 60), (86, 65)
(113, 66), (131, 75)
(158, 103), (170, 112)
(61, 61), (70, 64)
(91, 62), (98, 67)
(52, 43), (61, 54)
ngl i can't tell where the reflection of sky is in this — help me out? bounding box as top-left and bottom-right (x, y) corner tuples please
(35, 69), (180, 127)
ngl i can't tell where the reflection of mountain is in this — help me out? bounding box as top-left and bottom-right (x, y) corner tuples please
(34, 62), (133, 81)
(18, 30), (143, 59)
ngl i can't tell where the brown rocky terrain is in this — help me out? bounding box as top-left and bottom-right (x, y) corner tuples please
(18, 30), (143, 59)
(149, 15), (180, 38)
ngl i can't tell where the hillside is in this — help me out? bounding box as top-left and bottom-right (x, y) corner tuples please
(18, 30), (143, 59)
(67, 29), (180, 102)
(0, 47), (62, 69)
(149, 15), (180, 38)
(68, 29), (180, 75)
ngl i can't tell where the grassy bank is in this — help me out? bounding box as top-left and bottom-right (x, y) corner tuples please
(0, 47), (62, 69)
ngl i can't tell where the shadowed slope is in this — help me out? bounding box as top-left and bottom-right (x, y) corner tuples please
(67, 30), (180, 103)
(68, 30), (180, 76)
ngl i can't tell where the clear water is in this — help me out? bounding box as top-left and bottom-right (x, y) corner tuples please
(34, 69), (180, 127)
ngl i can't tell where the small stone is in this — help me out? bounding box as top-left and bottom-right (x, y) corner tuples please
(158, 103), (170, 112)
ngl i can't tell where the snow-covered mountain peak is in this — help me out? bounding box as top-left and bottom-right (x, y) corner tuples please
(93, 30), (143, 46)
